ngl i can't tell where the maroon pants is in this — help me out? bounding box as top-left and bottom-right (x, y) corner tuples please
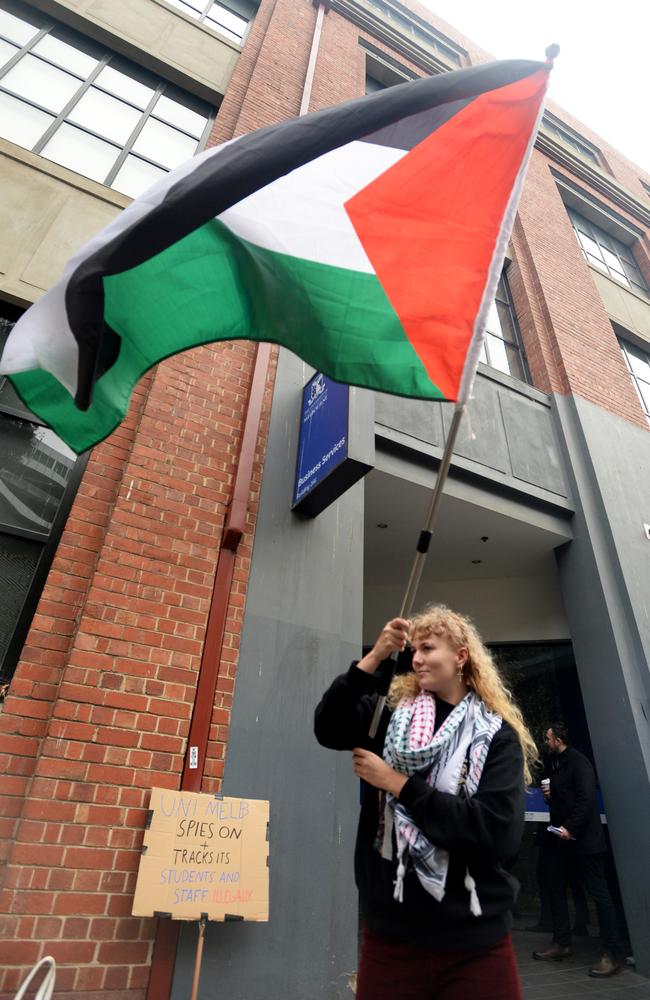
(356, 927), (522, 1000)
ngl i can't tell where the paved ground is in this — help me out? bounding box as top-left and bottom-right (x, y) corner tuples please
(513, 926), (650, 1000)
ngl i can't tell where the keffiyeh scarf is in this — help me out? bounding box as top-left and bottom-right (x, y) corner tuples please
(380, 690), (502, 914)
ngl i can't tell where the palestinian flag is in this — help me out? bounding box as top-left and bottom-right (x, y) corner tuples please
(0, 57), (553, 454)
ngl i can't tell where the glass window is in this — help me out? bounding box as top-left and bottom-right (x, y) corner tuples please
(132, 117), (198, 169)
(0, 2), (213, 197)
(68, 87), (142, 144)
(0, 35), (18, 65)
(0, 7), (39, 45)
(620, 340), (650, 422)
(161, 0), (254, 43)
(0, 309), (84, 688)
(94, 63), (155, 108)
(41, 123), (119, 181)
(1, 52), (82, 111)
(0, 90), (53, 146)
(154, 94), (208, 137)
(569, 209), (649, 298)
(205, 3), (247, 42)
(543, 117), (600, 166)
(478, 274), (530, 383)
(111, 154), (166, 198)
(32, 33), (98, 76)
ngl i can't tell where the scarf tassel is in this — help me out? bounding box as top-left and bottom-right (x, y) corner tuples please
(393, 856), (406, 903)
(464, 868), (482, 917)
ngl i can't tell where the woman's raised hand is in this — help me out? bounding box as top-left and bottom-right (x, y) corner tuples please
(358, 617), (411, 674)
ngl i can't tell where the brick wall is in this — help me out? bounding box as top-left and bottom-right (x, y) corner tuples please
(0, 339), (276, 998)
(1, 0), (649, 994)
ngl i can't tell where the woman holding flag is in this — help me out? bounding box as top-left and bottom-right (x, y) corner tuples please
(315, 605), (537, 999)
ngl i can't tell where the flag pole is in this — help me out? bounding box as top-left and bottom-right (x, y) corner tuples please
(368, 401), (466, 738)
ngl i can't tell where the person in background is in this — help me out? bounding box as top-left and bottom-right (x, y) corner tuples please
(315, 605), (537, 1000)
(533, 721), (620, 978)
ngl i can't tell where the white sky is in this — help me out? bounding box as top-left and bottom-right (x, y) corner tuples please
(419, 0), (650, 174)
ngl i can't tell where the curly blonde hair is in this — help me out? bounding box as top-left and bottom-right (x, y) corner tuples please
(387, 604), (538, 784)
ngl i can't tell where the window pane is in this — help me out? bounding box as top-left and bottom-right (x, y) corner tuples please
(111, 154), (167, 198)
(94, 64), (155, 108)
(601, 247), (626, 277)
(585, 252), (609, 274)
(206, 4), (247, 39)
(0, 91), (53, 147)
(68, 87), (141, 144)
(132, 117), (197, 168)
(0, 376), (34, 417)
(0, 8), (39, 45)
(504, 343), (527, 382)
(577, 231), (602, 261)
(163, 0), (202, 15)
(0, 36), (18, 68)
(0, 531), (42, 675)
(495, 298), (516, 342)
(637, 379), (650, 414)
(0, 417), (75, 534)
(478, 342), (488, 365)
(485, 333), (509, 374)
(484, 300), (502, 337)
(624, 345), (650, 380)
(153, 94), (208, 137)
(32, 34), (98, 77)
(41, 123), (118, 181)
(2, 53), (81, 112)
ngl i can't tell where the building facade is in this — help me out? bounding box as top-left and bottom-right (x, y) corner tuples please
(1, 1), (650, 997)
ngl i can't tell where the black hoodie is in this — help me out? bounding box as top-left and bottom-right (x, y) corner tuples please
(314, 663), (525, 950)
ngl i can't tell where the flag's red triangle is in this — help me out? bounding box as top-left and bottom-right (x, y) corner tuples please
(345, 69), (548, 400)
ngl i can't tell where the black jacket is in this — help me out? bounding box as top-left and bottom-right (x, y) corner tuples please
(314, 663), (525, 950)
(545, 746), (605, 854)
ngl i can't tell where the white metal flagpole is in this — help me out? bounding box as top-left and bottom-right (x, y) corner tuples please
(368, 401), (466, 738)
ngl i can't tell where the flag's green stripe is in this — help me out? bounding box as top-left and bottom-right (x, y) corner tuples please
(10, 219), (444, 453)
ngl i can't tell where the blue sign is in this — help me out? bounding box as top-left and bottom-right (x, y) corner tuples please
(525, 787), (607, 823)
(293, 373), (349, 508)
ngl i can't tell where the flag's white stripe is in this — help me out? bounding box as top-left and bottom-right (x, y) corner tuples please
(219, 141), (405, 272)
(0, 138), (402, 391)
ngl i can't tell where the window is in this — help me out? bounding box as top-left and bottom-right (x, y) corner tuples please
(0, 306), (86, 688)
(0, 1), (213, 198)
(619, 339), (650, 422)
(162, 0), (255, 44)
(542, 114), (601, 167)
(568, 209), (649, 297)
(641, 180), (650, 200)
(364, 0), (463, 66)
(478, 274), (530, 383)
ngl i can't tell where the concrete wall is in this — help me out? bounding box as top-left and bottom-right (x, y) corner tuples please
(171, 349), (367, 1000)
(554, 393), (650, 974)
(591, 268), (650, 344)
(365, 574), (570, 645)
(0, 140), (126, 305)
(31, 0), (241, 100)
(375, 366), (571, 508)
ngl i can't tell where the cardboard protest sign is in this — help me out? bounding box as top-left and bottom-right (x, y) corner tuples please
(132, 788), (269, 921)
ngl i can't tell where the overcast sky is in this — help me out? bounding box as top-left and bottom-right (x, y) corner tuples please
(419, 0), (649, 174)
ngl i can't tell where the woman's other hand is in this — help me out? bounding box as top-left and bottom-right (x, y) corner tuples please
(353, 748), (408, 796)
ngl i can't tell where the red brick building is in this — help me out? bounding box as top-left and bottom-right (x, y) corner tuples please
(1, 1), (650, 997)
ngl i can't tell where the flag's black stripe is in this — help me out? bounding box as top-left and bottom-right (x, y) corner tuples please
(66, 58), (545, 409)
(361, 98), (474, 150)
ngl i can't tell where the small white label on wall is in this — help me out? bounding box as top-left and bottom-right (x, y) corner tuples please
(189, 746), (198, 769)
(644, 524), (650, 541)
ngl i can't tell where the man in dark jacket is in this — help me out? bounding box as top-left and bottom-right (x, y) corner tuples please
(533, 721), (620, 978)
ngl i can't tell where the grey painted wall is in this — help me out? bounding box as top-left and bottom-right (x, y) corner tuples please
(375, 365), (571, 506)
(171, 349), (367, 1000)
(553, 393), (650, 974)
